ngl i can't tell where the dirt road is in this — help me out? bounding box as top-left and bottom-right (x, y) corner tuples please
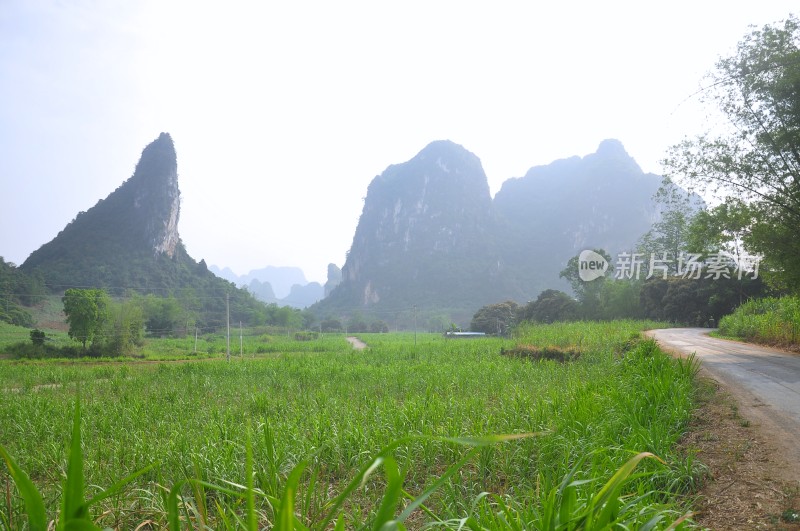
(647, 327), (800, 483)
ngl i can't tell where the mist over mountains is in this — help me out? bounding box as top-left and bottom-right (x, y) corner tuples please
(492, 139), (664, 301)
(15, 132), (673, 325)
(208, 265), (329, 309)
(315, 139), (667, 321)
(210, 265), (308, 298)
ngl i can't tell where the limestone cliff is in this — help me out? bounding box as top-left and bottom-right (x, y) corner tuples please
(316, 140), (501, 317)
(23, 133), (190, 289)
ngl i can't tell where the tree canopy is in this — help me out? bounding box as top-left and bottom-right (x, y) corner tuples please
(664, 15), (800, 291)
(470, 301), (519, 335)
(62, 288), (109, 350)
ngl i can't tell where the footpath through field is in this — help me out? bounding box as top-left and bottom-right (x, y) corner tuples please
(647, 328), (800, 482)
(345, 336), (367, 350)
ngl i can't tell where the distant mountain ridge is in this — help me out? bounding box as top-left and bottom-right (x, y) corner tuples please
(208, 265), (324, 308)
(18, 133), (684, 325)
(315, 139), (672, 320)
(492, 138), (665, 299)
(209, 265), (307, 298)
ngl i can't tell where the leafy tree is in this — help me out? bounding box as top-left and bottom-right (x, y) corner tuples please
(521, 289), (579, 323)
(597, 280), (644, 320)
(664, 15), (800, 291)
(370, 320), (390, 333)
(470, 301), (519, 335)
(346, 312), (369, 333)
(63, 288), (109, 351)
(637, 180), (700, 276)
(320, 318), (342, 332)
(560, 249), (612, 319)
(103, 299), (145, 356)
(686, 197), (752, 261)
(143, 294), (185, 337)
(301, 309), (317, 330)
(640, 276), (766, 325)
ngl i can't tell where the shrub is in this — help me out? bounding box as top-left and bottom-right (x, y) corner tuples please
(719, 296), (800, 345)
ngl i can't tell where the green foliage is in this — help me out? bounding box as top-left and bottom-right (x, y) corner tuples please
(62, 288), (109, 351)
(641, 276), (766, 326)
(521, 289), (579, 323)
(0, 443), (46, 531)
(369, 320), (389, 333)
(59, 290), (144, 357)
(263, 303), (305, 329)
(560, 249), (613, 319)
(320, 317), (342, 332)
(143, 294), (187, 337)
(1, 395), (154, 531)
(0, 257), (43, 326)
(637, 180), (701, 276)
(470, 300), (520, 334)
(346, 311), (370, 333)
(686, 197), (752, 262)
(596, 279), (644, 320)
(558, 246), (766, 324)
(102, 298), (145, 356)
(664, 15), (800, 292)
(718, 296), (800, 345)
(1, 402), (687, 530)
(29, 329), (45, 346)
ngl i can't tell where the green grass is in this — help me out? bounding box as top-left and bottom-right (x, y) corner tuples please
(0, 320), (352, 362)
(718, 296), (800, 346)
(0, 321), (700, 529)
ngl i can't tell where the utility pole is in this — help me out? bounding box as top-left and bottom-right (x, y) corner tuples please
(226, 293), (230, 362)
(413, 305), (417, 348)
(239, 320), (243, 357)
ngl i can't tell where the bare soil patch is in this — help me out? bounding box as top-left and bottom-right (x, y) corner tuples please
(679, 370), (800, 529)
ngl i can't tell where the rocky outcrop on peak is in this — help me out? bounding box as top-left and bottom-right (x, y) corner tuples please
(21, 134), (222, 298)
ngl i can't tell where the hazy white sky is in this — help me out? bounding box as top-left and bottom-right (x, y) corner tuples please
(1, 1), (796, 283)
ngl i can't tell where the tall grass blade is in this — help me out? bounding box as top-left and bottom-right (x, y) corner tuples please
(0, 444), (47, 531)
(587, 451), (662, 526)
(84, 464), (155, 508)
(262, 419), (280, 498)
(372, 455), (403, 530)
(167, 479), (242, 531)
(245, 423), (257, 531)
(276, 461), (308, 531)
(59, 395), (90, 527)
